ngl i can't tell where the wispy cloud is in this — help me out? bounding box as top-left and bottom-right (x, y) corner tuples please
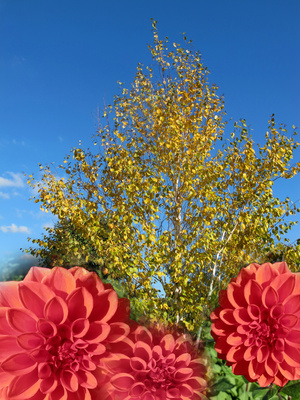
(0, 172), (24, 188)
(0, 224), (30, 233)
(0, 191), (10, 199)
(12, 139), (26, 146)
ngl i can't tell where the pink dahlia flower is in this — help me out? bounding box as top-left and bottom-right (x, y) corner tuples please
(0, 266), (131, 400)
(210, 262), (300, 387)
(101, 325), (208, 400)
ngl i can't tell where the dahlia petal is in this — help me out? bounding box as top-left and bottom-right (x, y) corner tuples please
(69, 267), (104, 295)
(67, 287), (93, 321)
(214, 335), (232, 356)
(273, 371), (289, 387)
(64, 386), (91, 400)
(24, 266), (52, 283)
(257, 345), (270, 363)
(271, 350), (284, 363)
(134, 341), (152, 363)
(142, 392), (155, 400)
(174, 367), (193, 381)
(211, 320), (228, 336)
(38, 363), (52, 379)
(152, 344), (163, 360)
(111, 373), (135, 391)
(272, 261), (291, 274)
(0, 368), (15, 386)
(218, 289), (232, 308)
(83, 322), (110, 343)
(219, 309), (236, 325)
(1, 353), (37, 376)
(175, 353), (191, 367)
(42, 267), (76, 299)
(257, 374), (273, 387)
(264, 355), (277, 376)
(81, 357), (97, 371)
(167, 387), (181, 397)
(227, 282), (247, 308)
(130, 382), (145, 396)
(90, 290), (118, 323)
(71, 318), (90, 338)
(108, 297), (130, 323)
(40, 376), (57, 394)
(76, 370), (97, 389)
(256, 263), (277, 285)
(37, 319), (57, 337)
(0, 307), (17, 335)
(226, 332), (245, 346)
(233, 308), (252, 324)
(294, 273), (300, 295)
(270, 304), (284, 319)
(18, 281), (56, 318)
(284, 294), (300, 314)
(160, 334), (176, 353)
(44, 296), (68, 325)
(247, 304), (260, 319)
(271, 273), (295, 302)
(178, 383), (194, 397)
(7, 308), (38, 332)
(86, 342), (106, 355)
(279, 314), (298, 328)
(48, 384), (67, 400)
(278, 360), (297, 380)
(244, 346), (257, 361)
(0, 336), (22, 362)
(227, 345), (247, 362)
(6, 369), (40, 400)
(101, 353), (131, 373)
(17, 333), (45, 350)
(0, 281), (21, 307)
(285, 330), (300, 345)
(133, 326), (153, 346)
(244, 280), (263, 305)
(60, 370), (78, 392)
(283, 344), (300, 367)
(130, 356), (147, 371)
(107, 322), (130, 343)
(262, 286), (278, 309)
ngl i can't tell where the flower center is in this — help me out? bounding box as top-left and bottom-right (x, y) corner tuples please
(148, 359), (175, 388)
(48, 339), (78, 369)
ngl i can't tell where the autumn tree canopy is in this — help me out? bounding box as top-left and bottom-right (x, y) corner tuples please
(26, 21), (300, 334)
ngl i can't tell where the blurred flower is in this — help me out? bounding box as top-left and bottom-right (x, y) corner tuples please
(210, 262), (300, 387)
(0, 266), (131, 399)
(101, 325), (208, 400)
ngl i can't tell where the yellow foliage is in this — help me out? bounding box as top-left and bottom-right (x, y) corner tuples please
(25, 23), (300, 335)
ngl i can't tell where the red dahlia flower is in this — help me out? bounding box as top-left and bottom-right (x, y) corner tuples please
(101, 325), (208, 400)
(210, 262), (300, 387)
(0, 266), (131, 400)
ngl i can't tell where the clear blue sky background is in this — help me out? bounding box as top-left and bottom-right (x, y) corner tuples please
(0, 0), (299, 276)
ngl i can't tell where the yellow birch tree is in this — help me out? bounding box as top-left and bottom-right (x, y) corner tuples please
(26, 21), (300, 334)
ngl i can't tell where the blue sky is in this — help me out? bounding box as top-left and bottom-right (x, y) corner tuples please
(0, 0), (299, 275)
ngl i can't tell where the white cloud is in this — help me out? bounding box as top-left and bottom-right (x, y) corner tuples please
(0, 191), (10, 199)
(0, 172), (24, 188)
(12, 139), (26, 146)
(0, 224), (30, 233)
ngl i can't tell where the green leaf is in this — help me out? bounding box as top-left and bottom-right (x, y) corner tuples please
(250, 387), (269, 399)
(280, 379), (300, 400)
(212, 377), (235, 392)
(262, 388), (278, 400)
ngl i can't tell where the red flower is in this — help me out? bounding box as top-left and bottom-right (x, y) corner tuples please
(101, 325), (208, 400)
(0, 266), (131, 399)
(210, 262), (300, 387)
